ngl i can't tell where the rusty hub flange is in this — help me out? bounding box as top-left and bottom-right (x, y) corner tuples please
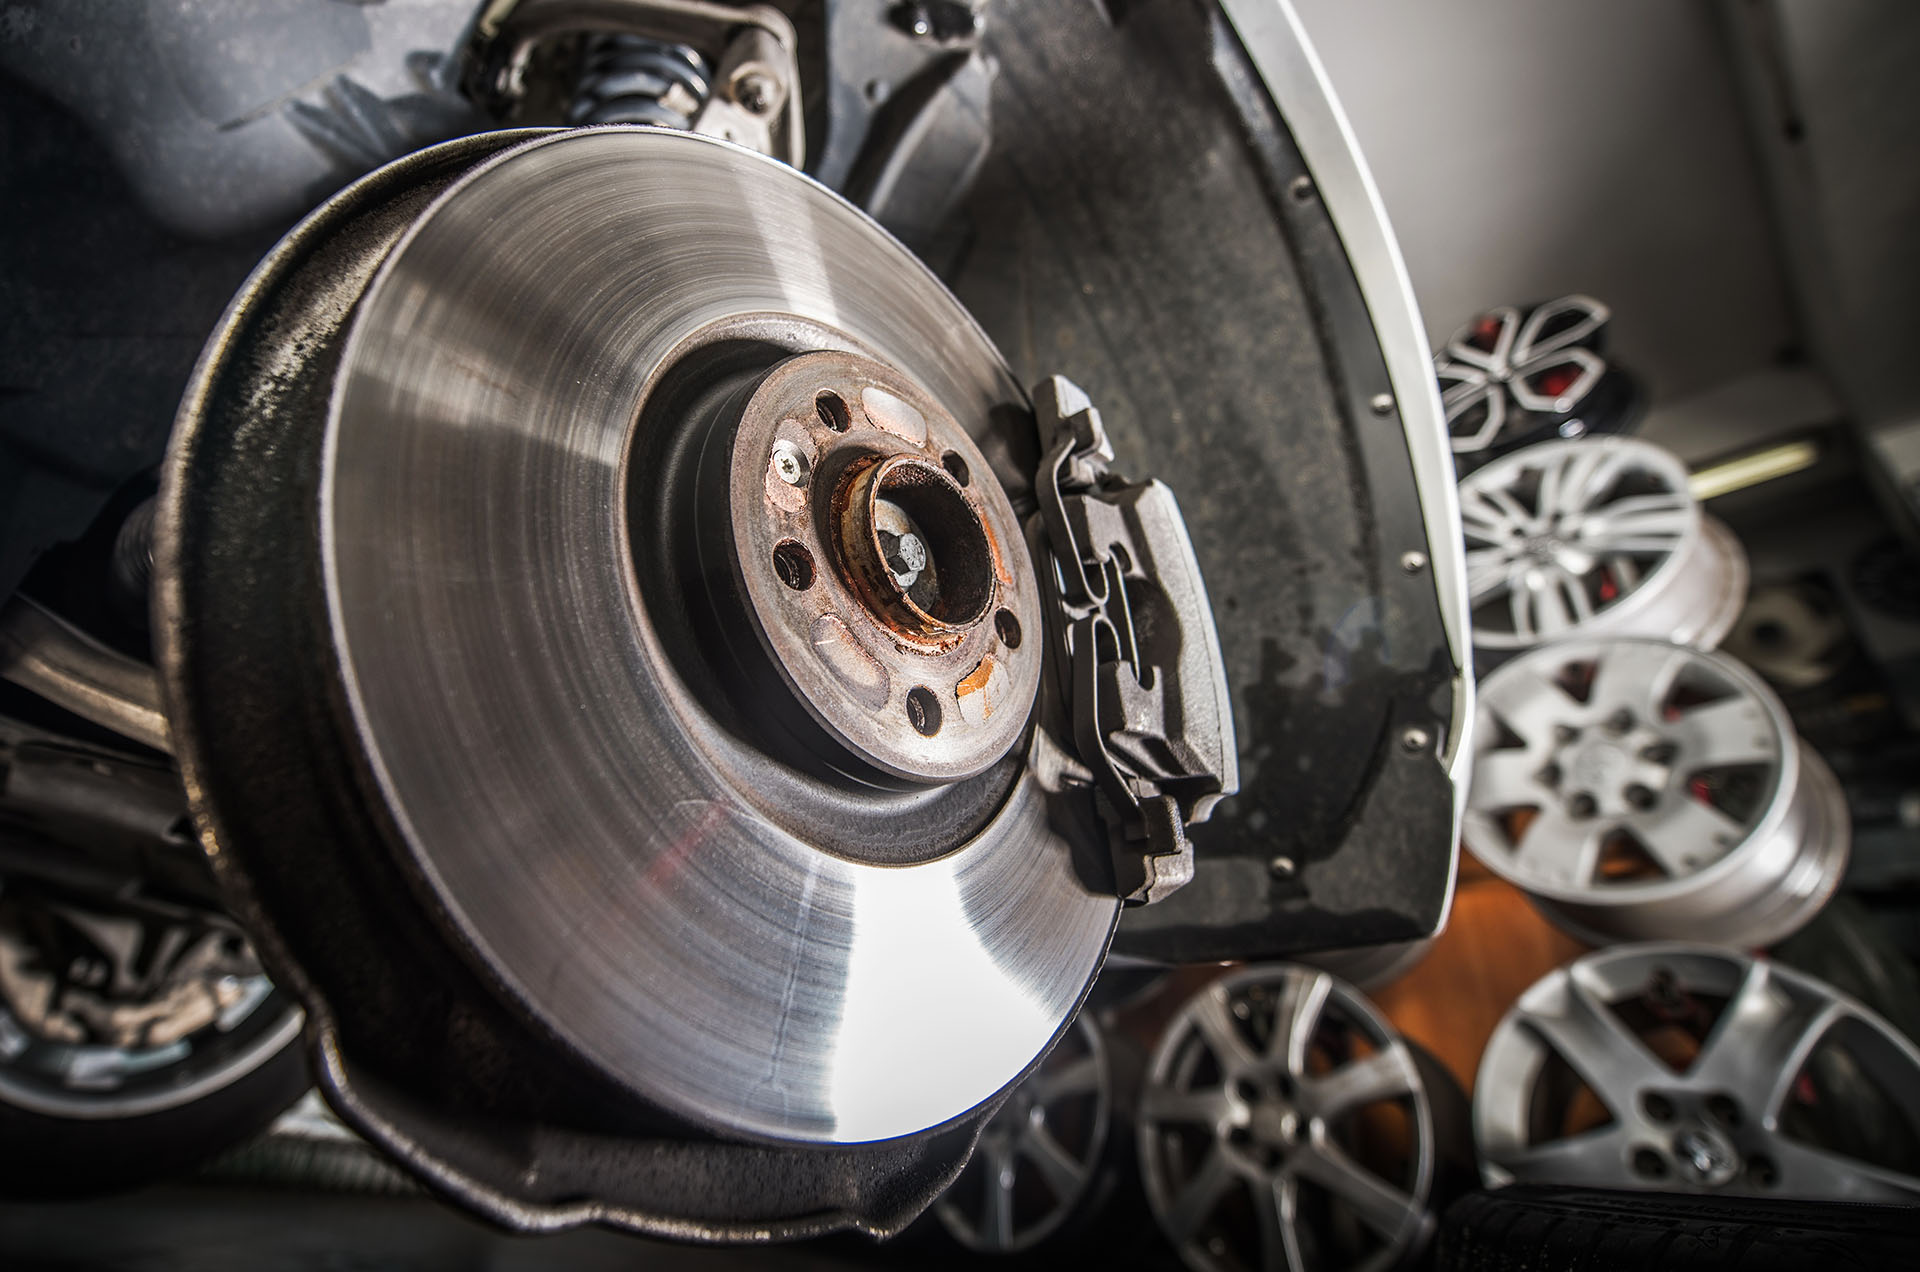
(718, 351), (1042, 784)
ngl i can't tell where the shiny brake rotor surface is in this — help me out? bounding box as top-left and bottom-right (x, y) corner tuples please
(319, 127), (1114, 1145)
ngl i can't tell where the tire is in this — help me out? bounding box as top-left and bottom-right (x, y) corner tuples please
(1436, 1185), (1920, 1271)
(0, 1021), (308, 1199)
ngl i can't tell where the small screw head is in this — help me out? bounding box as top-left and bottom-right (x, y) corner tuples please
(1268, 854), (1296, 880)
(770, 440), (809, 487)
(1369, 392), (1395, 416)
(734, 72), (777, 114)
(1400, 725), (1431, 753)
(1400, 550), (1428, 573)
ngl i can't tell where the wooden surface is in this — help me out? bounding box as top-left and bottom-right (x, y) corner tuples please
(1372, 856), (1591, 1096)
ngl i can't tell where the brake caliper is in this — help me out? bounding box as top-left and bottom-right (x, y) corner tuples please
(1030, 377), (1238, 905)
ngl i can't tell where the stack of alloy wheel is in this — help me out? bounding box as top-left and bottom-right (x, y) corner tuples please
(1443, 411), (1917, 1209)
(1455, 422), (1850, 951)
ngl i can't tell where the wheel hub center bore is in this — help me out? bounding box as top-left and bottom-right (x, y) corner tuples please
(1249, 1101), (1301, 1148)
(1673, 1125), (1741, 1186)
(702, 349), (1043, 786)
(1565, 738), (1632, 793)
(1549, 715), (1675, 819)
(838, 452), (995, 642)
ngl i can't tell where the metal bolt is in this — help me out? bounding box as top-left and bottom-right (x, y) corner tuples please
(1268, 855), (1296, 880)
(734, 72), (777, 114)
(1369, 392), (1395, 416)
(1400, 550), (1428, 574)
(1676, 1129), (1736, 1183)
(1400, 726), (1430, 754)
(770, 440), (809, 487)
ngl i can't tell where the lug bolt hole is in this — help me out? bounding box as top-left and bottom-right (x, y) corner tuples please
(1641, 1092), (1675, 1123)
(906, 686), (943, 737)
(1569, 791), (1598, 819)
(941, 450), (971, 487)
(816, 390), (852, 432)
(772, 540), (815, 591)
(1625, 783), (1658, 811)
(1706, 1094), (1742, 1128)
(1747, 1154), (1776, 1187)
(1632, 1148), (1668, 1179)
(1233, 1078), (1261, 1104)
(994, 608), (1022, 649)
(1607, 709), (1636, 734)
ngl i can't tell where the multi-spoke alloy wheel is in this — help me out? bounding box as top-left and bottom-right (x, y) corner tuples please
(1477, 944), (1920, 1201)
(934, 1014), (1112, 1253)
(1138, 965), (1436, 1272)
(1466, 637), (1847, 946)
(1460, 437), (1747, 652)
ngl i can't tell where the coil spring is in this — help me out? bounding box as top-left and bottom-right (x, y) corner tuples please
(567, 36), (712, 129)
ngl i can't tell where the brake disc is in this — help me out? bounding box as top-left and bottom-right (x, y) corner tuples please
(153, 126), (1211, 1237)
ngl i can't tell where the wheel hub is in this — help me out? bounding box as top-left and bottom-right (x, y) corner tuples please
(701, 350), (1040, 783)
(1550, 718), (1672, 820)
(1672, 1124), (1742, 1187)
